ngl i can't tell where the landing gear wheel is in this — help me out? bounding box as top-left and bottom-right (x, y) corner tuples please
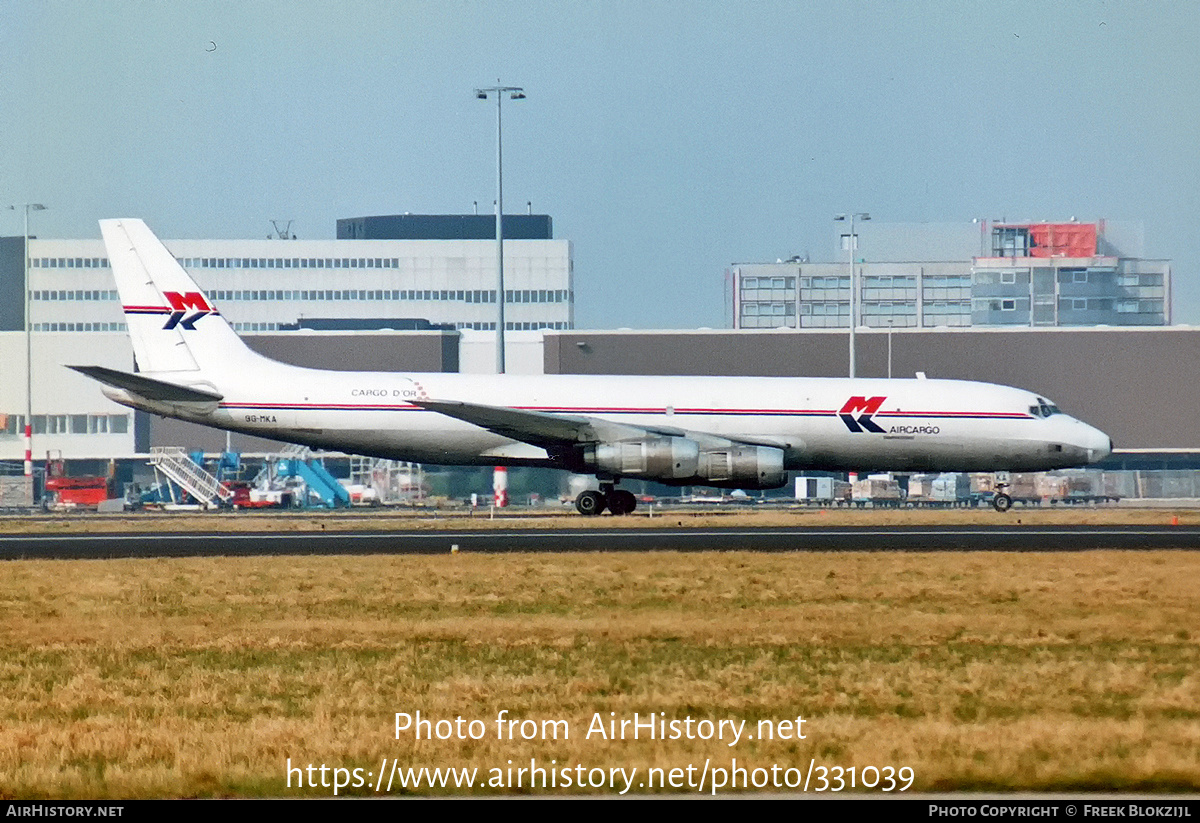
(992, 493), (1013, 513)
(575, 490), (606, 516)
(607, 489), (638, 516)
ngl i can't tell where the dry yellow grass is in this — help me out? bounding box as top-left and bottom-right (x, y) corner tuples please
(1, 550), (1198, 797)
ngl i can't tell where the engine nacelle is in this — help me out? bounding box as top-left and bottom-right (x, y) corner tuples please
(582, 438), (787, 489)
(584, 437), (699, 480)
(696, 445), (787, 489)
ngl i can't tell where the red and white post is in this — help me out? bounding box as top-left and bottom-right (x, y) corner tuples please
(493, 466), (508, 508)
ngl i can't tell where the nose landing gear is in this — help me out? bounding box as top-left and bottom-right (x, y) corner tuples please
(574, 483), (638, 516)
(992, 483), (1013, 513)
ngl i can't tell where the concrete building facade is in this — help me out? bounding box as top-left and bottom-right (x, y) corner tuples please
(730, 220), (1170, 330)
(17, 235), (572, 335)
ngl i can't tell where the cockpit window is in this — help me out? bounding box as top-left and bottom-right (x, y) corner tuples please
(1029, 397), (1063, 418)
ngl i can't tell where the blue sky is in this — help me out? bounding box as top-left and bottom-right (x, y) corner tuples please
(3, 1), (1198, 328)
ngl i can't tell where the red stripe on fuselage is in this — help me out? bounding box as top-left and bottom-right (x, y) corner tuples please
(217, 402), (1033, 420)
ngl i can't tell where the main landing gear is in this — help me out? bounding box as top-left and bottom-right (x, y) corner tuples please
(575, 483), (637, 516)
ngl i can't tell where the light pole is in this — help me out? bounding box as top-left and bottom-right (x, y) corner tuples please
(475, 82), (525, 374)
(886, 318), (894, 379)
(834, 212), (869, 378)
(8, 203), (46, 478)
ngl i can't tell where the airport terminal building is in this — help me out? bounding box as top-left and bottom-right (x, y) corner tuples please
(730, 220), (1170, 329)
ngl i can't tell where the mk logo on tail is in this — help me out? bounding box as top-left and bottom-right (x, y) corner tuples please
(163, 291), (214, 330)
(840, 396), (886, 433)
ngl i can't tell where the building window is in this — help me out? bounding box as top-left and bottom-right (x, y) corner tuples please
(992, 226), (1031, 257)
(2, 415), (24, 436)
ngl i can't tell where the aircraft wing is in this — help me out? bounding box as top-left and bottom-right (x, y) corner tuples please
(68, 365), (224, 403)
(411, 398), (605, 447)
(411, 398), (790, 451)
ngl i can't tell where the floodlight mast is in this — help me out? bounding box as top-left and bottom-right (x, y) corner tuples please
(834, 212), (870, 378)
(475, 83), (525, 373)
(8, 203), (46, 479)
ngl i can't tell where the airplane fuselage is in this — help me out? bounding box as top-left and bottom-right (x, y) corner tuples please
(103, 363), (1111, 477)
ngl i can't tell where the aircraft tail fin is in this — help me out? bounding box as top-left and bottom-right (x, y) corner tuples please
(99, 218), (258, 374)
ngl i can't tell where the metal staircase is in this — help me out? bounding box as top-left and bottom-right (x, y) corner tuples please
(252, 442), (309, 488)
(148, 447), (232, 508)
(269, 444), (350, 508)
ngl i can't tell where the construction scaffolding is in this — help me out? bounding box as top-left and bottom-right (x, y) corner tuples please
(347, 456), (427, 505)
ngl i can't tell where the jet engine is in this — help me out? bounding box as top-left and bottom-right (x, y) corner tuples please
(584, 437), (699, 481)
(581, 438), (787, 489)
(697, 445), (787, 489)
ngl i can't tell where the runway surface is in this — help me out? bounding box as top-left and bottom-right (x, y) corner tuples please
(3, 524), (1200, 559)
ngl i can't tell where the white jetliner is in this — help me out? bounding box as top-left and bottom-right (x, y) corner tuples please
(73, 219), (1112, 514)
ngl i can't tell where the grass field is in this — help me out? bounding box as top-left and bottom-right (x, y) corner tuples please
(1, 544), (1198, 797)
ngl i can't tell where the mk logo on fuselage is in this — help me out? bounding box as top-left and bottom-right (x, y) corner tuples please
(162, 291), (213, 330)
(840, 396), (886, 433)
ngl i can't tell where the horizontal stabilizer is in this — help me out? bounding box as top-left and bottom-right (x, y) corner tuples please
(68, 365), (224, 403)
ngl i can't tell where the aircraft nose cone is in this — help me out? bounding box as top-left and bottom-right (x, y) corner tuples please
(1085, 426), (1112, 464)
